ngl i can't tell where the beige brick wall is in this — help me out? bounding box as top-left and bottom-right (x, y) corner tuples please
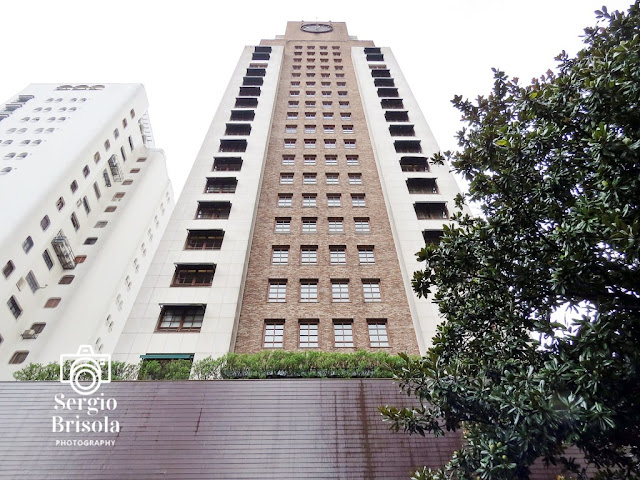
(234, 23), (419, 355)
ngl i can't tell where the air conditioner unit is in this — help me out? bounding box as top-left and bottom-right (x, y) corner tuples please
(21, 329), (37, 339)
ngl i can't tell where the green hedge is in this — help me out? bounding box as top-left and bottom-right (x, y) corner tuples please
(13, 351), (415, 381)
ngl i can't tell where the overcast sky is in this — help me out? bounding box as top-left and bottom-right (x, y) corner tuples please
(0, 0), (633, 196)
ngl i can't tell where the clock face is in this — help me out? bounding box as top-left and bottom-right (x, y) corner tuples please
(301, 23), (333, 33)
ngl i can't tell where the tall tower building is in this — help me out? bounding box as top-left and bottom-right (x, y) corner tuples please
(114, 22), (468, 366)
(0, 84), (173, 379)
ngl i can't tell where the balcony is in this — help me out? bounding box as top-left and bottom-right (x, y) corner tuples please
(196, 201), (231, 219)
(423, 230), (444, 244)
(414, 202), (448, 220)
(224, 123), (252, 136)
(213, 157), (242, 171)
(239, 86), (261, 97)
(51, 232), (76, 270)
(394, 140), (422, 153)
(205, 177), (237, 193)
(400, 157), (429, 172)
(107, 155), (123, 182)
(407, 178), (438, 194)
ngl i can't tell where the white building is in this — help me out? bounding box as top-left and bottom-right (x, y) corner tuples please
(113, 22), (470, 368)
(0, 83), (173, 379)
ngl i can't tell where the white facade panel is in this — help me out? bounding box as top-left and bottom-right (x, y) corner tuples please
(114, 46), (283, 365)
(352, 48), (471, 353)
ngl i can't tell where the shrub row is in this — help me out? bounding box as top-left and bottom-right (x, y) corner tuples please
(13, 350), (414, 381)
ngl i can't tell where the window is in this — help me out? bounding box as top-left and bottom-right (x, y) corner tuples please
(286, 111), (298, 120)
(304, 101), (316, 108)
(322, 101), (332, 108)
(328, 217), (343, 233)
(105, 206), (117, 213)
(290, 90), (300, 97)
(104, 139), (110, 151)
(327, 194), (341, 207)
(172, 264), (215, 286)
(272, 246), (289, 265)
(157, 305), (205, 332)
(56, 197), (65, 210)
(59, 275), (74, 284)
(344, 139), (356, 149)
(304, 125), (316, 134)
(330, 246), (346, 265)
(303, 155), (316, 165)
(45, 297), (62, 308)
(284, 139), (296, 149)
(43, 250), (54, 270)
(305, 91), (315, 97)
(9, 351), (28, 364)
(301, 246), (317, 264)
(326, 173), (339, 185)
(351, 194), (366, 207)
(305, 112), (316, 120)
(196, 201), (231, 219)
(363, 280), (381, 302)
(346, 155), (359, 166)
(93, 182), (101, 199)
(285, 125), (297, 134)
(268, 280), (287, 302)
(331, 280), (350, 302)
(3, 261), (15, 278)
(282, 155), (295, 165)
(22, 236), (34, 253)
(7, 296), (22, 319)
(75, 255), (87, 264)
(71, 213), (80, 231)
(368, 320), (389, 347)
(299, 321), (319, 348)
(84, 237), (97, 245)
(400, 157), (429, 172)
(322, 91), (331, 97)
(26, 271), (39, 292)
(414, 202), (448, 219)
(280, 173), (294, 185)
(341, 112), (351, 120)
(324, 139), (336, 149)
(303, 173), (316, 185)
(334, 321), (354, 347)
(70, 180), (78, 193)
(264, 321), (284, 348)
(302, 217), (317, 233)
(304, 139), (316, 149)
(348, 173), (363, 185)
(302, 194), (317, 207)
(278, 194), (292, 207)
(83, 165), (90, 177)
(82, 196), (91, 214)
(342, 125), (354, 133)
(112, 192), (126, 201)
(339, 101), (349, 108)
(185, 230), (224, 250)
(30, 323), (46, 335)
(288, 101), (299, 108)
(358, 246), (375, 264)
(325, 155), (338, 166)
(300, 280), (318, 302)
(355, 218), (370, 233)
(275, 217), (291, 233)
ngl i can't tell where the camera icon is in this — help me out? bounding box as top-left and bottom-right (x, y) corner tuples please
(60, 345), (111, 396)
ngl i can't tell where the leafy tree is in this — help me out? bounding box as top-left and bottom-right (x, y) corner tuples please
(382, 3), (640, 479)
